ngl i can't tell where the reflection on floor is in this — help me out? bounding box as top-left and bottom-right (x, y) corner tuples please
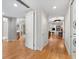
(3, 34), (71, 59)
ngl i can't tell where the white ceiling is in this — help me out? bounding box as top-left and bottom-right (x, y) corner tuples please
(48, 16), (64, 26)
(49, 17), (64, 21)
(2, 0), (31, 17)
(2, 0), (70, 18)
(49, 20), (64, 26)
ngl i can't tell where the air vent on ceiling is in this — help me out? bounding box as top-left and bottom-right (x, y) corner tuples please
(16, 0), (30, 8)
(54, 19), (61, 22)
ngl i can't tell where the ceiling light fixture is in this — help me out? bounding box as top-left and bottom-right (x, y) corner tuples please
(13, 3), (18, 7)
(53, 6), (56, 9)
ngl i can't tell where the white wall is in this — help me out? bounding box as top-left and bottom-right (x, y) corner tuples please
(70, 0), (76, 59)
(25, 9), (48, 51)
(8, 18), (16, 40)
(34, 9), (48, 50)
(64, 6), (71, 55)
(64, 1), (76, 59)
(2, 17), (17, 40)
(25, 11), (34, 49)
(2, 17), (8, 40)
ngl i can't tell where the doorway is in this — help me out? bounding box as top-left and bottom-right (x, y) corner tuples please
(48, 17), (64, 41)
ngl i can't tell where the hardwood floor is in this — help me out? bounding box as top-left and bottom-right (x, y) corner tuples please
(3, 34), (71, 59)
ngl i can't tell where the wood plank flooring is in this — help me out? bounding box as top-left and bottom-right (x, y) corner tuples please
(3, 34), (72, 59)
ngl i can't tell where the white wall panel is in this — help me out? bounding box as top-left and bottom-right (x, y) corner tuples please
(64, 6), (71, 55)
(64, 1), (76, 59)
(25, 11), (34, 49)
(8, 18), (16, 40)
(25, 9), (48, 51)
(2, 17), (8, 40)
(34, 9), (48, 50)
(70, 0), (76, 59)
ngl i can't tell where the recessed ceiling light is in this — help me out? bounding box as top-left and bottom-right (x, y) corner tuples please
(53, 6), (56, 9)
(13, 3), (18, 7)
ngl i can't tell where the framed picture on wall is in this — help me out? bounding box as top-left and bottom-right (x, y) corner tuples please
(56, 26), (60, 31)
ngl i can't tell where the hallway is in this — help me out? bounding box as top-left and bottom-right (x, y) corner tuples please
(3, 34), (71, 59)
